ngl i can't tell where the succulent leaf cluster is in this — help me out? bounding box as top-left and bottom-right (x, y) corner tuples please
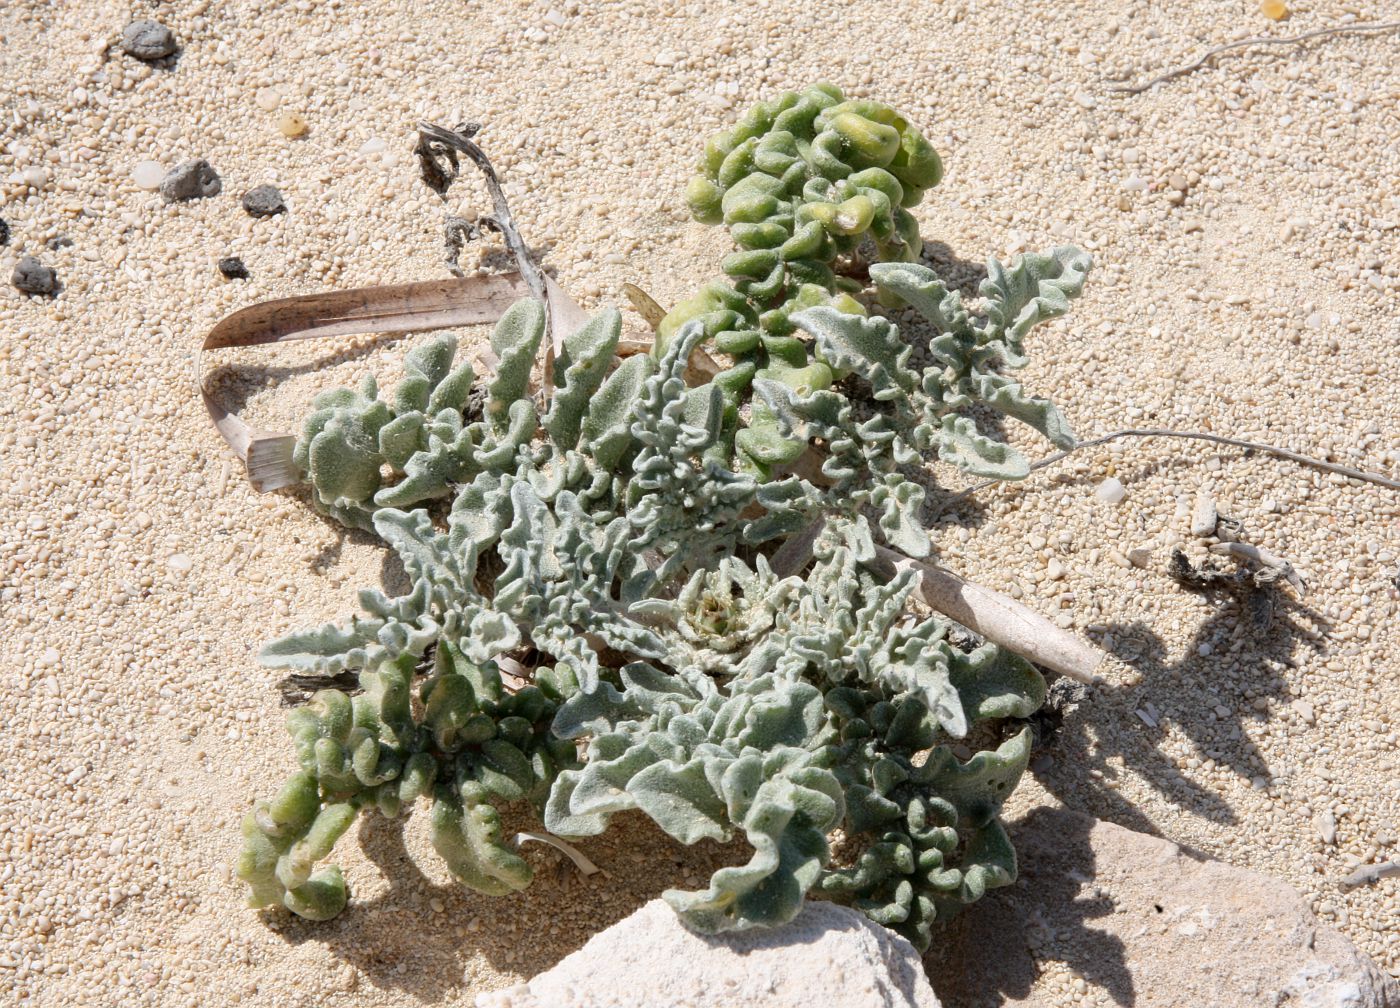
(240, 85), (1094, 947)
(547, 519), (1043, 948)
(244, 302), (1041, 944)
(244, 309), (775, 920)
(239, 644), (575, 919)
(657, 83), (945, 475)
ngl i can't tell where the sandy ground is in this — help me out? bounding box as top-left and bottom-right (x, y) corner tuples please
(2, 1), (1397, 1005)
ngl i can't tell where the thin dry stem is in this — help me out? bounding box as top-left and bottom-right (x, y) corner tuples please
(415, 121), (563, 398)
(941, 427), (1400, 514)
(1107, 21), (1400, 94)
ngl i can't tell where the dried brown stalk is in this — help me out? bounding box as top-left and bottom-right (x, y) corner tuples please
(867, 546), (1105, 684)
(200, 271), (546, 490)
(414, 121), (584, 398)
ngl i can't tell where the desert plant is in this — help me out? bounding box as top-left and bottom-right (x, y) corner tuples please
(239, 85), (1092, 949)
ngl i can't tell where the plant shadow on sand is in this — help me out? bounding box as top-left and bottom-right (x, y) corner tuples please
(270, 810), (747, 1002)
(1035, 559), (1329, 838)
(934, 433), (1334, 839)
(927, 564), (1328, 1008)
(920, 239), (991, 296)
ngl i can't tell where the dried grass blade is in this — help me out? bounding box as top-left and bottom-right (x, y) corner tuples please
(199, 271), (585, 491)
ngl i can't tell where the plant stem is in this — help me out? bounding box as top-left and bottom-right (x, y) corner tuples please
(1107, 21), (1400, 94)
(942, 427), (1400, 512)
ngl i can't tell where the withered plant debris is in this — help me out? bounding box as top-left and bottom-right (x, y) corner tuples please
(1168, 548), (1278, 631)
(1026, 677), (1087, 751)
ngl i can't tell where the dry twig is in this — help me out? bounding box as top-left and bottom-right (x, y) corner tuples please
(1107, 21), (1400, 94)
(1339, 860), (1400, 888)
(415, 123), (545, 302)
(415, 121), (583, 398)
(1210, 541), (1307, 595)
(513, 832), (601, 877)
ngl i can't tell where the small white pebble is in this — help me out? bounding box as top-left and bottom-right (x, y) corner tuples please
(1318, 811), (1337, 845)
(1292, 699), (1316, 724)
(1095, 477), (1126, 504)
(1190, 493), (1217, 537)
(131, 160), (164, 190)
(168, 553), (193, 573)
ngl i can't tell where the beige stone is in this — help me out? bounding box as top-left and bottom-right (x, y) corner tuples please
(929, 807), (1398, 1008)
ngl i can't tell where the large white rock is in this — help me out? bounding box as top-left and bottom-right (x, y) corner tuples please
(477, 897), (940, 1008)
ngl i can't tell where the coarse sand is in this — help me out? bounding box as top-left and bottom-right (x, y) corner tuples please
(1, 1), (1396, 1006)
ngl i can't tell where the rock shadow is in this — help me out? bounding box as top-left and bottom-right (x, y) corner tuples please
(927, 806), (1133, 1007)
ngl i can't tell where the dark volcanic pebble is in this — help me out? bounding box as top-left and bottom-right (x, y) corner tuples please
(121, 19), (178, 61)
(0, 218), (9, 246)
(12, 256), (57, 295)
(217, 257), (249, 280)
(240, 185), (286, 218)
(47, 235), (74, 251)
(160, 159), (221, 203)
